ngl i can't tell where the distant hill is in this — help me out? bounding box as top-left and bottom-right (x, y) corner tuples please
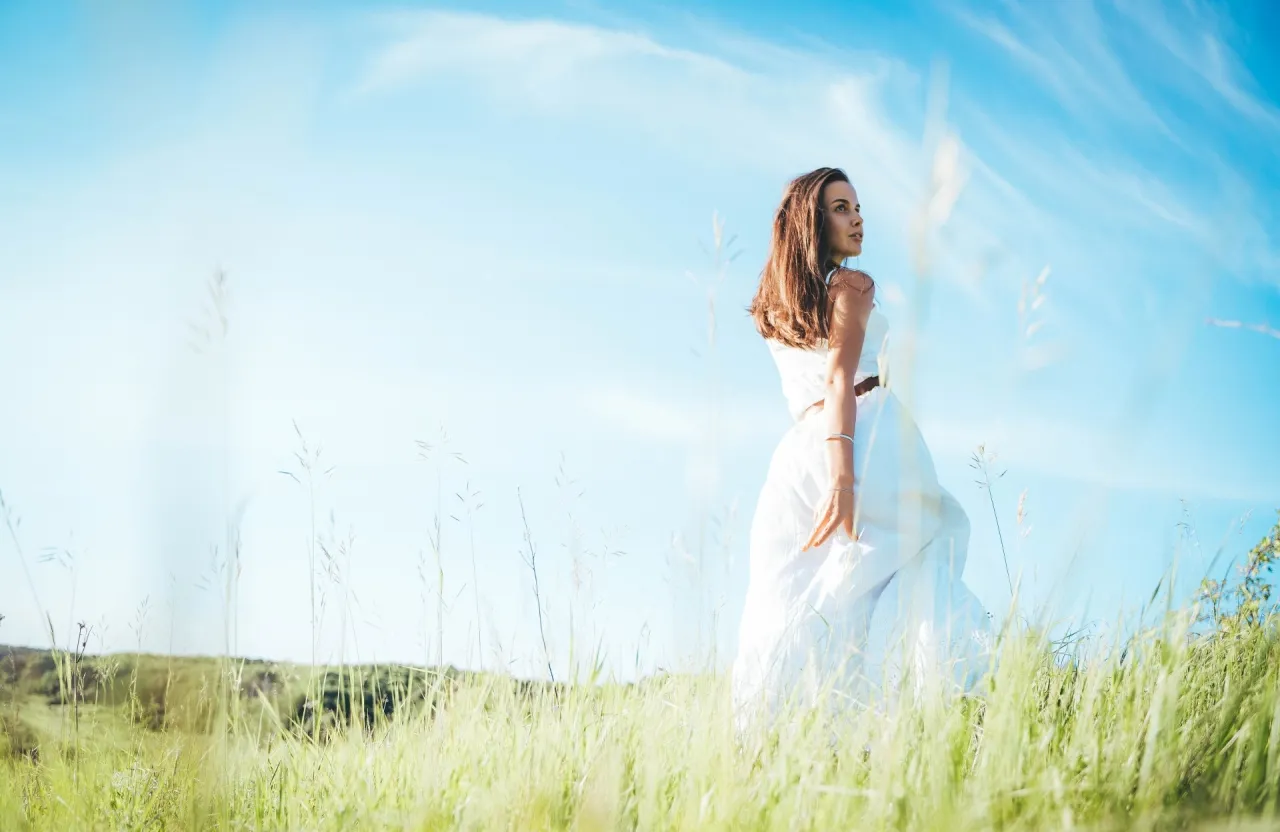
(0, 643), (575, 739)
(1, 643), (670, 744)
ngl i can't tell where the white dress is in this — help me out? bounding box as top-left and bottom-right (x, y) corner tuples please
(731, 273), (993, 727)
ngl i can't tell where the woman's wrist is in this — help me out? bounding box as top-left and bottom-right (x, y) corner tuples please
(825, 443), (855, 488)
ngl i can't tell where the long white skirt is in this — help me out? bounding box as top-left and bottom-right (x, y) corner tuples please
(731, 386), (994, 727)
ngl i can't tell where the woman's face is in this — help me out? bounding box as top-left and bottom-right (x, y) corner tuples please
(821, 180), (863, 261)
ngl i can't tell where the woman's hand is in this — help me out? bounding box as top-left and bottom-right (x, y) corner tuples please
(801, 486), (856, 551)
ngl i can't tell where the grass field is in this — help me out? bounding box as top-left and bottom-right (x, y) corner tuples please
(2, 512), (1279, 830)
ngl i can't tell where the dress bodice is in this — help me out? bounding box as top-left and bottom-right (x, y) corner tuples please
(765, 269), (889, 421)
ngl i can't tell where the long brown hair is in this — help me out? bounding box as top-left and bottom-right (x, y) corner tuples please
(748, 166), (850, 348)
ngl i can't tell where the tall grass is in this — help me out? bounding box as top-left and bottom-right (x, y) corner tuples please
(4, 558), (1280, 830)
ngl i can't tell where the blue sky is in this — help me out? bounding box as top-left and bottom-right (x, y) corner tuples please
(1, 0), (1277, 681)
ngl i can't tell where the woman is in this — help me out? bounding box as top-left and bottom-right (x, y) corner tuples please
(731, 166), (992, 727)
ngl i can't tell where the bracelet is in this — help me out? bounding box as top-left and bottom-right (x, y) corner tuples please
(825, 433), (855, 445)
(831, 486), (854, 494)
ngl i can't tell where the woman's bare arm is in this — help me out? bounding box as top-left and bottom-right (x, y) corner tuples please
(823, 269), (876, 489)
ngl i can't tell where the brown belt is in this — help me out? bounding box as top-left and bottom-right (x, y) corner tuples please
(800, 375), (879, 419)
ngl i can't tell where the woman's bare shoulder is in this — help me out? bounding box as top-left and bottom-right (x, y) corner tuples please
(826, 268), (875, 344)
(828, 267), (875, 299)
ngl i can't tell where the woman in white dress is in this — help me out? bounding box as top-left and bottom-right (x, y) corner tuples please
(731, 167), (993, 728)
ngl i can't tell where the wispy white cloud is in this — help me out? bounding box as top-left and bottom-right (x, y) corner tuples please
(949, 0), (1173, 136)
(953, 0), (1278, 139)
(352, 11), (950, 247)
(1112, 0), (1280, 133)
(357, 10), (749, 100)
(957, 89), (1280, 292)
(945, 0), (1279, 287)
